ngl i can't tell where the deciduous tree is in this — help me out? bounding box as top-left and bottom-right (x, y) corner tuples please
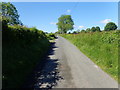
(104, 22), (117, 31)
(86, 28), (91, 32)
(91, 27), (96, 32)
(56, 15), (74, 33)
(1, 2), (22, 25)
(96, 26), (101, 32)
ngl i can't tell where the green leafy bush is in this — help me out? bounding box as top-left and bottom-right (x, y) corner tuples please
(46, 33), (56, 40)
(3, 25), (50, 88)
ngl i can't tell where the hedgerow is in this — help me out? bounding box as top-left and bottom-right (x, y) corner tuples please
(46, 33), (56, 40)
(3, 24), (50, 88)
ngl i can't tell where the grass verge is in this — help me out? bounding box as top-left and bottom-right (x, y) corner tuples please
(61, 31), (119, 81)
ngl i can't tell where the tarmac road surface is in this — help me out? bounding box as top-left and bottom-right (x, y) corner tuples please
(33, 36), (118, 89)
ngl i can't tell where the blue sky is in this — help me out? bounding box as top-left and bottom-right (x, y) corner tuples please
(12, 2), (118, 33)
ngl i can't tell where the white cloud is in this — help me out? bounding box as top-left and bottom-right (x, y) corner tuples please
(66, 9), (71, 13)
(78, 26), (84, 29)
(101, 19), (112, 24)
(50, 22), (56, 25)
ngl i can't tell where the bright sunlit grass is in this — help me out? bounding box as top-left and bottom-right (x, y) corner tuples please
(61, 30), (119, 81)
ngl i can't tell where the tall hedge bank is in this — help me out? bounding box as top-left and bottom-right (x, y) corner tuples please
(3, 24), (50, 88)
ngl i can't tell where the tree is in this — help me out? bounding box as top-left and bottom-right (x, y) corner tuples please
(76, 29), (80, 33)
(86, 28), (91, 32)
(73, 31), (77, 34)
(1, 2), (22, 25)
(91, 27), (96, 32)
(104, 22), (117, 31)
(96, 26), (101, 32)
(68, 32), (71, 34)
(81, 29), (86, 33)
(56, 15), (74, 33)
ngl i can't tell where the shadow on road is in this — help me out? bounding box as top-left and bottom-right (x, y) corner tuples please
(34, 41), (63, 89)
(48, 42), (58, 55)
(23, 40), (63, 89)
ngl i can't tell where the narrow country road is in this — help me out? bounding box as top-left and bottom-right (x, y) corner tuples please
(33, 36), (118, 88)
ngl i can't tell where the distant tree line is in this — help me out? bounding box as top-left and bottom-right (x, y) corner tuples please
(56, 15), (118, 34)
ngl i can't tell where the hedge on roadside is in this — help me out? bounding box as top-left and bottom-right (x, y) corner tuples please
(3, 24), (50, 88)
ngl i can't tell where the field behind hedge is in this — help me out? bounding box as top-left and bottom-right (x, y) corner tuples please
(61, 31), (120, 81)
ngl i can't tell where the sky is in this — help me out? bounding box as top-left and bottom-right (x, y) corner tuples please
(12, 2), (118, 33)
(3, 0), (120, 2)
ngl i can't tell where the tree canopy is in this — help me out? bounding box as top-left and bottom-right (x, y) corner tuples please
(104, 22), (117, 31)
(86, 28), (91, 32)
(96, 26), (101, 32)
(91, 27), (96, 32)
(89, 26), (101, 32)
(56, 15), (74, 33)
(81, 29), (86, 33)
(1, 2), (22, 25)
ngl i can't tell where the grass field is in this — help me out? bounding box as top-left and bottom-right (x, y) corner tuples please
(61, 30), (119, 81)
